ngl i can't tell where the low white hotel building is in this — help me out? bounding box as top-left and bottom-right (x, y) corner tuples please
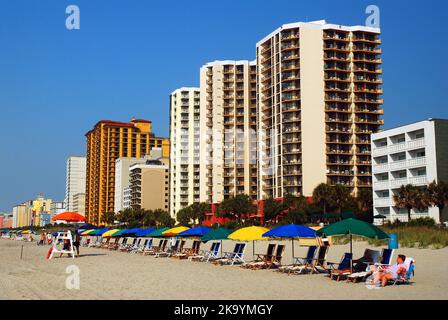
(371, 118), (448, 223)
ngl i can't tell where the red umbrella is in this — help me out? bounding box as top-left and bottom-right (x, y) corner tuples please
(51, 212), (86, 222)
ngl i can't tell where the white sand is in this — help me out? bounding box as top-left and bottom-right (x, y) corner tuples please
(0, 238), (446, 300)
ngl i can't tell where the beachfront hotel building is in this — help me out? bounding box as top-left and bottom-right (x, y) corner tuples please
(85, 119), (170, 225)
(372, 118), (448, 223)
(129, 149), (169, 211)
(72, 193), (86, 215)
(64, 156), (86, 212)
(199, 61), (258, 204)
(169, 88), (201, 218)
(256, 20), (383, 199)
(114, 157), (142, 213)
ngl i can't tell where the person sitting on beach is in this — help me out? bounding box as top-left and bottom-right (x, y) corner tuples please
(371, 254), (407, 287)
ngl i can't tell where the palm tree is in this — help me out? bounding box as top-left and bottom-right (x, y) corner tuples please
(393, 184), (427, 222)
(427, 180), (448, 223)
(312, 183), (334, 214)
(102, 212), (116, 226)
(331, 184), (352, 212)
(357, 188), (373, 212)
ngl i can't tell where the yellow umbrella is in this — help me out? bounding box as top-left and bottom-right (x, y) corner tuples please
(228, 226), (270, 260)
(21, 230), (31, 234)
(162, 226), (190, 237)
(102, 229), (121, 237)
(228, 226), (269, 241)
(81, 229), (95, 236)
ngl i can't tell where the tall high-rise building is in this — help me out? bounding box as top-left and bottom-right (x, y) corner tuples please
(199, 61), (258, 204)
(85, 119), (170, 224)
(169, 88), (201, 218)
(114, 157), (141, 213)
(257, 20), (383, 199)
(129, 148), (169, 211)
(65, 156), (86, 212)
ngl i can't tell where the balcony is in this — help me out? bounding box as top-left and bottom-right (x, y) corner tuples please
(389, 160), (407, 171)
(390, 178), (408, 189)
(374, 197), (391, 207)
(373, 163), (388, 173)
(374, 180), (390, 190)
(408, 175), (428, 186)
(407, 138), (425, 150)
(408, 157), (426, 168)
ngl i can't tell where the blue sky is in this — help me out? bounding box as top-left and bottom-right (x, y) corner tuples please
(0, 0), (446, 212)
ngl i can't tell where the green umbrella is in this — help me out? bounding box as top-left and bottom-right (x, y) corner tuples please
(146, 227), (170, 237)
(201, 228), (232, 258)
(317, 218), (389, 272)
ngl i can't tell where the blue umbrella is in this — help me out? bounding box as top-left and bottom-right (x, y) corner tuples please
(134, 228), (157, 237)
(178, 226), (211, 237)
(90, 228), (110, 236)
(263, 224), (317, 260)
(77, 223), (98, 230)
(113, 228), (142, 237)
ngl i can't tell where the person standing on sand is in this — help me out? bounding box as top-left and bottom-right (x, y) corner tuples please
(73, 231), (81, 257)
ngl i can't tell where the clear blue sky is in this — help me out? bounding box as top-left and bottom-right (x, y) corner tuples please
(0, 0), (446, 212)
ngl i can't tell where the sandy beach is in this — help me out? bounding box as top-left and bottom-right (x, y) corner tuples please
(0, 238), (446, 300)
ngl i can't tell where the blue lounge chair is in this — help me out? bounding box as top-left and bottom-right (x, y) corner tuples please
(278, 245), (317, 275)
(215, 243), (246, 266)
(329, 253), (353, 281)
(393, 260), (415, 285)
(189, 242), (221, 262)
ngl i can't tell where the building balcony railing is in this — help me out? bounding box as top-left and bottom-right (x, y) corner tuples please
(374, 197), (391, 207)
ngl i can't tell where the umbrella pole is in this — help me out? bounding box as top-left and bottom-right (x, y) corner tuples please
(292, 239), (294, 262)
(253, 240), (255, 260)
(350, 233), (353, 273)
(220, 240), (223, 258)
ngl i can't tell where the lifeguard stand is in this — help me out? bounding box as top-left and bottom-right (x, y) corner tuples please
(49, 231), (75, 259)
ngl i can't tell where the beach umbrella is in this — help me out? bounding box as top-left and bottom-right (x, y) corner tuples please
(178, 226), (211, 237)
(81, 229), (96, 236)
(90, 228), (110, 236)
(201, 228), (232, 257)
(202, 228), (232, 254)
(112, 228), (141, 237)
(146, 227), (171, 237)
(51, 212), (86, 223)
(228, 226), (270, 259)
(162, 226), (190, 237)
(77, 223), (98, 230)
(263, 224), (317, 259)
(102, 229), (121, 237)
(134, 228), (157, 237)
(317, 218), (389, 271)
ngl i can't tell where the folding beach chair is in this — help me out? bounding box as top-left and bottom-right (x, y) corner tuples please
(145, 239), (166, 256)
(278, 245), (317, 275)
(216, 243), (246, 266)
(309, 245), (329, 274)
(156, 239), (180, 258)
(140, 239), (154, 255)
(347, 248), (394, 283)
(174, 240), (201, 259)
(328, 252), (353, 281)
(263, 244), (285, 270)
(242, 243), (276, 269)
(190, 242), (221, 262)
(392, 257), (415, 285)
(131, 239), (148, 254)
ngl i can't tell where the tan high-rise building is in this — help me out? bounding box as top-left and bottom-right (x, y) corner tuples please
(257, 20), (383, 199)
(199, 61), (258, 203)
(129, 148), (170, 211)
(169, 88), (201, 218)
(85, 119), (169, 224)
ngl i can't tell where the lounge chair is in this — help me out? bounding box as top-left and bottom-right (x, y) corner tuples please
(140, 239), (154, 255)
(145, 239), (167, 256)
(328, 253), (353, 281)
(173, 240), (201, 259)
(214, 243), (246, 266)
(392, 258), (415, 285)
(347, 248), (395, 283)
(131, 239), (149, 254)
(308, 245), (329, 274)
(156, 239), (180, 258)
(242, 243), (276, 269)
(189, 242), (220, 262)
(278, 246), (317, 275)
(264, 244), (285, 269)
